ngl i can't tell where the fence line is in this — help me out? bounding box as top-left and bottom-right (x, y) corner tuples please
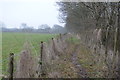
(2, 29), (120, 78)
(29, 40), (38, 57)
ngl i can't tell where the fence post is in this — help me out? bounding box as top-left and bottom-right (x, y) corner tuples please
(40, 41), (43, 77)
(9, 53), (14, 80)
(52, 38), (56, 53)
(40, 41), (43, 64)
(40, 41), (46, 77)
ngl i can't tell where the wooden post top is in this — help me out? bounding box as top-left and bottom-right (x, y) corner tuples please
(10, 53), (14, 56)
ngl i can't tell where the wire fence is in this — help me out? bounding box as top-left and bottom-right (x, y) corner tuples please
(0, 29), (120, 78)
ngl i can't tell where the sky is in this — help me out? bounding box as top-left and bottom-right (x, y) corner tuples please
(0, 0), (63, 28)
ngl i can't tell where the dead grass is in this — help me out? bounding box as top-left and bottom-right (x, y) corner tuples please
(76, 43), (108, 78)
(11, 34), (109, 78)
(47, 43), (79, 78)
(46, 36), (108, 78)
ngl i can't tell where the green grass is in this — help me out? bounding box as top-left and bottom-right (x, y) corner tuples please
(66, 36), (80, 44)
(2, 32), (56, 75)
(0, 32), (2, 78)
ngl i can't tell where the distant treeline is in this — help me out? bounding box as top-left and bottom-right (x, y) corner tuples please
(1, 24), (67, 34)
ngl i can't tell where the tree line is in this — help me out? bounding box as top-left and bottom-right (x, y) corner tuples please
(1, 23), (67, 34)
(57, 1), (120, 51)
(57, 1), (120, 77)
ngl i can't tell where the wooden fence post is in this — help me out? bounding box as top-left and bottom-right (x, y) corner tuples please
(9, 53), (14, 80)
(40, 41), (43, 64)
(40, 41), (43, 77)
(52, 38), (56, 53)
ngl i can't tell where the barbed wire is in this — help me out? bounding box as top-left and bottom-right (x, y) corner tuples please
(2, 32), (114, 76)
(29, 40), (38, 57)
(2, 31), (38, 64)
(1, 32), (56, 65)
(0, 52), (21, 63)
(1, 32), (24, 70)
(7, 32), (24, 53)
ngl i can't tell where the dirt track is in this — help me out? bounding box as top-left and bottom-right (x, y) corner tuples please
(71, 44), (88, 78)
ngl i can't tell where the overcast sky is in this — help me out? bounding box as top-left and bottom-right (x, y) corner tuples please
(0, 0), (63, 28)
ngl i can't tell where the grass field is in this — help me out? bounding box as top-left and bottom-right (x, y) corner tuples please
(0, 32), (2, 77)
(2, 32), (56, 75)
